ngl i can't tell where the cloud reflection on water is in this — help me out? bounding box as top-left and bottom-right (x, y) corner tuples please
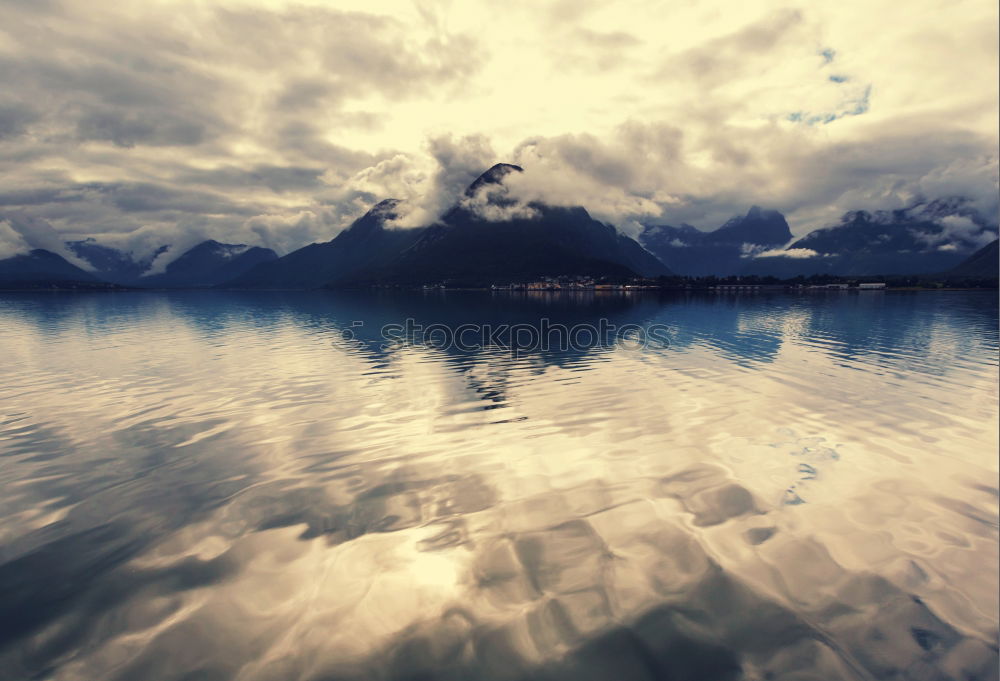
(0, 290), (996, 681)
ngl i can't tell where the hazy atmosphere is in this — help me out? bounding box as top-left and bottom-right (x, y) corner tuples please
(1, 0), (997, 270)
(1, 4), (998, 680)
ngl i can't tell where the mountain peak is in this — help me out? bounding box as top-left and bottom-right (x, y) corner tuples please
(370, 198), (403, 215)
(339, 198), (404, 240)
(715, 206), (792, 246)
(465, 163), (523, 197)
(836, 197), (993, 228)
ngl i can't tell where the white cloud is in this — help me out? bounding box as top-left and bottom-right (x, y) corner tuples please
(913, 214), (999, 251)
(754, 248), (822, 259)
(0, 212), (94, 268)
(0, 220), (31, 260)
(458, 182), (541, 222)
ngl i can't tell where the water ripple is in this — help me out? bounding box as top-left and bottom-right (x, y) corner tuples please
(0, 290), (996, 681)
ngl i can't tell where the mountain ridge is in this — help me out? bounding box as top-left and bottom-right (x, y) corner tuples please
(2, 183), (996, 287)
(745, 197), (998, 277)
(640, 206), (792, 276)
(0, 249), (118, 289)
(231, 164), (672, 289)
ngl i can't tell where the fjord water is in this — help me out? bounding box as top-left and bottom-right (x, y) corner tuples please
(0, 291), (997, 681)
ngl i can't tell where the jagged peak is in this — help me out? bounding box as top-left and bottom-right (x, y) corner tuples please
(465, 163), (523, 197)
(370, 198), (403, 215)
(338, 198), (405, 239)
(837, 196), (990, 227)
(744, 205), (787, 221)
(841, 210), (872, 224)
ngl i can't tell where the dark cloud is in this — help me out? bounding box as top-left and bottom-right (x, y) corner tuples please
(211, 6), (481, 105)
(0, 45), (233, 148)
(174, 165), (328, 194)
(0, 181), (250, 217)
(74, 109), (206, 148)
(0, 0), (484, 261)
(655, 9), (804, 88)
(0, 101), (40, 140)
(77, 182), (254, 216)
(0, 187), (72, 208)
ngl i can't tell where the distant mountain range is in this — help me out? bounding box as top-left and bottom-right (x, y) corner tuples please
(640, 206), (792, 276)
(63, 238), (277, 287)
(641, 198), (998, 278)
(65, 238), (170, 283)
(744, 198), (998, 277)
(0, 249), (115, 289)
(0, 168), (996, 289)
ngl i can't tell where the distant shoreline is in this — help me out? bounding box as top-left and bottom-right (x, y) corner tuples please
(1, 285), (996, 294)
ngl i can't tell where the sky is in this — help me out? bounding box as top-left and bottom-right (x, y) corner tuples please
(0, 0), (997, 265)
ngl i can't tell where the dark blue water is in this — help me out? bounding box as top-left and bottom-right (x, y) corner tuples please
(0, 290), (997, 681)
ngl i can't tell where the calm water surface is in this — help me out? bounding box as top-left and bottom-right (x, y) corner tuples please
(0, 290), (997, 681)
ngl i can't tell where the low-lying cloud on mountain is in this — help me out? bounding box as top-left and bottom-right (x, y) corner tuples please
(0, 0), (996, 269)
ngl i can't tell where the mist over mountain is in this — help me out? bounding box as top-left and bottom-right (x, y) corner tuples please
(226, 200), (425, 289)
(62, 239), (277, 287)
(231, 164), (671, 289)
(0, 249), (110, 289)
(66, 239), (170, 284)
(640, 207), (792, 276)
(741, 197), (998, 277)
(140, 241), (278, 288)
(2, 173), (997, 288)
(349, 164), (670, 286)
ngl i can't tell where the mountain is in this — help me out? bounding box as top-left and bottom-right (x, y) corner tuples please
(945, 239), (998, 278)
(229, 164), (671, 289)
(140, 240), (278, 288)
(743, 198), (999, 277)
(225, 200), (426, 289)
(344, 164), (670, 286)
(67, 238), (278, 287)
(640, 206), (792, 276)
(66, 239), (168, 284)
(713, 206), (794, 245)
(0, 249), (115, 289)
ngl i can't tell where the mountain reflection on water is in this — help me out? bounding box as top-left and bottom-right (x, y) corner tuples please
(0, 290), (996, 681)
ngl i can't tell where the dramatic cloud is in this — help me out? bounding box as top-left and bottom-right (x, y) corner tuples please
(0, 0), (996, 263)
(916, 215), (999, 251)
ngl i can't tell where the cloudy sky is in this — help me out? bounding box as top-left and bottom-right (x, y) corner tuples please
(1, 0), (997, 262)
